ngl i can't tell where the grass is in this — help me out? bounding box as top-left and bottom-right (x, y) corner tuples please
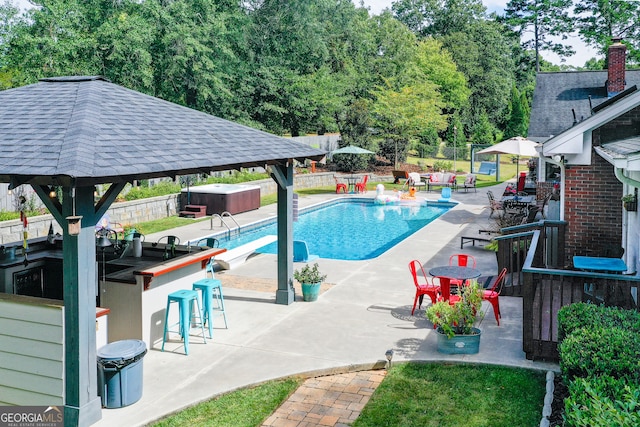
(151, 378), (303, 427)
(125, 216), (209, 236)
(150, 364), (546, 427)
(353, 364), (546, 427)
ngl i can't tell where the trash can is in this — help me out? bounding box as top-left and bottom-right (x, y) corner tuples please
(97, 339), (147, 408)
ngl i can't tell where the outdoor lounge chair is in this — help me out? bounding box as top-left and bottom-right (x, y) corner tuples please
(462, 174), (477, 192)
(407, 172), (427, 192)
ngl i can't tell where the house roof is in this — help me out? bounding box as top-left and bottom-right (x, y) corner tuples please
(595, 136), (640, 171)
(0, 76), (326, 187)
(528, 70), (640, 143)
(540, 86), (640, 163)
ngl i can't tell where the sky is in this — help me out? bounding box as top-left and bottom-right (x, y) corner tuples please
(357, 0), (598, 67)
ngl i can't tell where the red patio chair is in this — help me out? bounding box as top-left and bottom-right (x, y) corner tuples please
(482, 267), (507, 325)
(355, 174), (369, 193)
(408, 260), (440, 315)
(334, 175), (347, 194)
(448, 253), (477, 286)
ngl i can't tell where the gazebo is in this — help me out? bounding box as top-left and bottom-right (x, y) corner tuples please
(0, 76), (325, 425)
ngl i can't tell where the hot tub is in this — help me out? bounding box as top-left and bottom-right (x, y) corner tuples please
(180, 183), (260, 215)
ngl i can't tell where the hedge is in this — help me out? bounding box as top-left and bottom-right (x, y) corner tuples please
(557, 302), (640, 342)
(564, 376), (640, 427)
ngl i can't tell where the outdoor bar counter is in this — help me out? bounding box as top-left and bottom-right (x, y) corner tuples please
(0, 235), (225, 349)
(99, 242), (226, 348)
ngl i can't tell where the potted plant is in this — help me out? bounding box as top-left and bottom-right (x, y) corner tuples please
(426, 281), (484, 354)
(293, 263), (327, 302)
(622, 194), (637, 211)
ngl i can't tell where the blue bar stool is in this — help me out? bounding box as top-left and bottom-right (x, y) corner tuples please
(192, 257), (228, 339)
(161, 289), (206, 355)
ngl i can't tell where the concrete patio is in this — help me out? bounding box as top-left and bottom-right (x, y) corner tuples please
(94, 182), (559, 427)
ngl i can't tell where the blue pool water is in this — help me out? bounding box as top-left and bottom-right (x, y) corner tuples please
(209, 199), (452, 261)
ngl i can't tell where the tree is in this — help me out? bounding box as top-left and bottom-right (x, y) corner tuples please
(504, 85), (528, 138)
(371, 79), (447, 167)
(504, 0), (575, 72)
(442, 20), (518, 134)
(7, 0), (101, 82)
(470, 111), (496, 144)
(392, 0), (486, 38)
(406, 38), (470, 113)
(151, 0), (250, 119)
(574, 0), (640, 62)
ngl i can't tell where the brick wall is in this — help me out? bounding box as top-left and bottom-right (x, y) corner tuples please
(564, 156), (622, 261)
(607, 40), (626, 96)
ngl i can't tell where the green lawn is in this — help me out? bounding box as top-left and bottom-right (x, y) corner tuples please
(354, 364), (546, 427)
(151, 364), (546, 427)
(151, 378), (302, 427)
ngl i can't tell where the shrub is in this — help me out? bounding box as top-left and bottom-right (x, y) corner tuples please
(558, 302), (640, 341)
(432, 160), (452, 172)
(564, 376), (640, 427)
(559, 326), (640, 383)
(123, 181), (182, 201)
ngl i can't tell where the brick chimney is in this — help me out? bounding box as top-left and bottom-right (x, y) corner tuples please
(607, 38), (626, 97)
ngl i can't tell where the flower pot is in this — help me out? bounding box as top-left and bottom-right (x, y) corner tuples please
(624, 201), (637, 212)
(301, 282), (321, 302)
(435, 327), (481, 354)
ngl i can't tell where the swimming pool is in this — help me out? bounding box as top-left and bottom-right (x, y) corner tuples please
(205, 199), (453, 261)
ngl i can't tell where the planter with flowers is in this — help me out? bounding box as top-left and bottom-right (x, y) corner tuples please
(426, 280), (484, 354)
(622, 194), (637, 212)
(293, 263), (327, 302)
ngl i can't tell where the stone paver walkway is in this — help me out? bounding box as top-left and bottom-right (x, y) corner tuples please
(261, 370), (386, 427)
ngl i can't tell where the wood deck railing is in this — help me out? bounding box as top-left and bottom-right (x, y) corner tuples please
(495, 220), (640, 361)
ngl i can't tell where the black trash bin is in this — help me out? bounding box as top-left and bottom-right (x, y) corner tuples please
(97, 339), (147, 408)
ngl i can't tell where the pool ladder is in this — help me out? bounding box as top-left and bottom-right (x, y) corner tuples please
(210, 211), (240, 239)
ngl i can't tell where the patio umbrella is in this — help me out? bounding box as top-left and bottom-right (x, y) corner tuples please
(476, 136), (539, 177)
(331, 145), (374, 172)
(331, 145), (375, 155)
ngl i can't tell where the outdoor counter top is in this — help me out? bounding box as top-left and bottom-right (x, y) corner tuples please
(104, 246), (226, 286)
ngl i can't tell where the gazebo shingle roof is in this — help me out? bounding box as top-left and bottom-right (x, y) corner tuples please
(0, 76), (326, 186)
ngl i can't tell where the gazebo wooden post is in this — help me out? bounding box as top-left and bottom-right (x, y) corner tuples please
(61, 185), (102, 425)
(270, 163), (295, 304)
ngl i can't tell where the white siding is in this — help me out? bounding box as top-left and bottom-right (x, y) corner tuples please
(0, 296), (64, 405)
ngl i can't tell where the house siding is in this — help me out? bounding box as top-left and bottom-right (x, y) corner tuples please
(0, 295), (64, 405)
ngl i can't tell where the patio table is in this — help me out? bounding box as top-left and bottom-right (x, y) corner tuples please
(573, 256), (627, 273)
(345, 176), (360, 193)
(501, 195), (535, 204)
(428, 266), (481, 282)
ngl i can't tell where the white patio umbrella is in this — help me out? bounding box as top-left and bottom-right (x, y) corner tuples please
(476, 136), (540, 177)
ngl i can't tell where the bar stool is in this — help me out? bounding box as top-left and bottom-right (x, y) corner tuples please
(192, 257), (228, 339)
(161, 289), (206, 355)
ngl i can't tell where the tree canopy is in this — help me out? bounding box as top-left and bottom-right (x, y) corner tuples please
(3, 0), (633, 169)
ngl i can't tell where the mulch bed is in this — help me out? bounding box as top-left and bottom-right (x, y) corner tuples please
(216, 272), (334, 296)
(549, 376), (568, 426)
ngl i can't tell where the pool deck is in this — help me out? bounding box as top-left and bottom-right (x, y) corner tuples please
(95, 184), (559, 427)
